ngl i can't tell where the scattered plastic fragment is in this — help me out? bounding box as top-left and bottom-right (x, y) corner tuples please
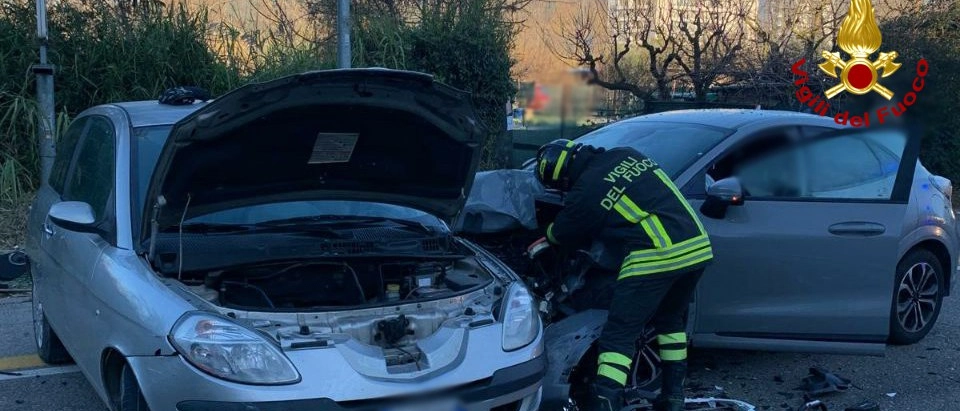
(619, 398), (756, 411)
(685, 397), (757, 411)
(845, 400), (880, 411)
(799, 399), (828, 411)
(799, 367), (852, 396)
(884, 393), (897, 398)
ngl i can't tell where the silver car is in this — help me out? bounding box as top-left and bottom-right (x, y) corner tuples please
(25, 69), (544, 411)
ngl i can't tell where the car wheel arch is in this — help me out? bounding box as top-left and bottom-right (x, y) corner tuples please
(899, 226), (954, 296)
(101, 347), (127, 410)
(904, 239), (952, 295)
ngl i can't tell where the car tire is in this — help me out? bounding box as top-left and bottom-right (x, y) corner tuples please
(889, 249), (944, 345)
(32, 279), (72, 364)
(119, 363), (151, 411)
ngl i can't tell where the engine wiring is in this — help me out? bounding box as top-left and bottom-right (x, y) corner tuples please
(394, 345), (422, 372)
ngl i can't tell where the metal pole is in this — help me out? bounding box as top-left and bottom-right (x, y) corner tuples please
(33, 0), (56, 183)
(337, 0), (351, 68)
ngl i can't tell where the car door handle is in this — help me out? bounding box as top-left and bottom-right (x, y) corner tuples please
(42, 221), (55, 236)
(828, 222), (886, 236)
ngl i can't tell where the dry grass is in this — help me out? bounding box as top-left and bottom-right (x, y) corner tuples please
(0, 193), (32, 250)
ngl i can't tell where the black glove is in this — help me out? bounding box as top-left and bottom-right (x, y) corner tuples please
(159, 86), (211, 106)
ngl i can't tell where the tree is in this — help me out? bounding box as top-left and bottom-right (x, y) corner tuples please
(729, 0), (849, 108)
(303, 0), (531, 168)
(672, 0), (752, 101)
(556, 0), (753, 102)
(554, 0), (677, 100)
(879, 0), (960, 184)
(513, 0), (586, 81)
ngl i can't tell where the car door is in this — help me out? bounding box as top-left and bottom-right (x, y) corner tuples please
(31, 116), (90, 333)
(689, 125), (921, 349)
(40, 115), (118, 366)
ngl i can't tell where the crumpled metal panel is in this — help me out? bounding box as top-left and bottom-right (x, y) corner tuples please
(454, 170), (546, 234)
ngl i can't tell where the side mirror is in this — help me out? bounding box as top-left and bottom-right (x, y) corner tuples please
(700, 177), (744, 219)
(48, 201), (98, 233)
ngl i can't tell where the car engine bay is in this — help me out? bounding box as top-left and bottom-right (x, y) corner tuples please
(163, 251), (504, 373)
(178, 258), (492, 311)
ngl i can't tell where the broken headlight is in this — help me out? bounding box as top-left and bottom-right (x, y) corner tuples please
(169, 312), (300, 385)
(501, 283), (541, 351)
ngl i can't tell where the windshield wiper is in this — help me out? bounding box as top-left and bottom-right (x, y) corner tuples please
(174, 222), (257, 233)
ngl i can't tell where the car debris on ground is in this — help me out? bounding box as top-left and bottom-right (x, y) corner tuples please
(844, 400), (880, 411)
(799, 367), (853, 396)
(0, 250), (27, 281)
(618, 397), (757, 411)
(798, 398), (828, 410)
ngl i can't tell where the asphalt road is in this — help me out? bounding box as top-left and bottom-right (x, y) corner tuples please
(1, 291), (958, 411)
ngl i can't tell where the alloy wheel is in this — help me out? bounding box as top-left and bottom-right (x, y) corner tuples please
(896, 262), (939, 333)
(631, 330), (662, 391)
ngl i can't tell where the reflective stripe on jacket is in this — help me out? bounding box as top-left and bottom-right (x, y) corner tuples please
(546, 147), (712, 279)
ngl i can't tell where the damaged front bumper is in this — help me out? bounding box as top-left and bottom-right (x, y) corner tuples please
(126, 325), (544, 411)
(171, 356), (543, 411)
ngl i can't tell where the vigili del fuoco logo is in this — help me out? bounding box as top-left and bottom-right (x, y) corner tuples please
(790, 0), (928, 127)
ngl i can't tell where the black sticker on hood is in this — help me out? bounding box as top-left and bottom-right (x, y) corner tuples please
(309, 133), (359, 164)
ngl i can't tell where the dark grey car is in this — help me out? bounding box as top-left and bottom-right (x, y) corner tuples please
(570, 110), (956, 350)
(464, 109), (957, 408)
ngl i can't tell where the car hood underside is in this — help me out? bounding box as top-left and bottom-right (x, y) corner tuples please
(140, 69), (484, 250)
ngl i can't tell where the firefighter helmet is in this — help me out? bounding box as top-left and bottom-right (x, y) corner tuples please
(535, 139), (582, 191)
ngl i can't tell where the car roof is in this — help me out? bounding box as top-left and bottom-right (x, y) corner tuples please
(619, 109), (831, 129)
(107, 100), (209, 128)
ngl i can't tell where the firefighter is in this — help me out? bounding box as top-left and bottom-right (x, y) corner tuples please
(530, 139), (713, 411)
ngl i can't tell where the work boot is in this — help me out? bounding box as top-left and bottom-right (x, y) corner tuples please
(582, 382), (625, 411)
(653, 361), (687, 411)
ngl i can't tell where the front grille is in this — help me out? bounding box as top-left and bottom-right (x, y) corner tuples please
(421, 238), (443, 251)
(333, 378), (494, 409)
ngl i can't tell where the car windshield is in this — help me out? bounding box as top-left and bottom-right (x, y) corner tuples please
(130, 125), (446, 230)
(571, 121), (732, 177)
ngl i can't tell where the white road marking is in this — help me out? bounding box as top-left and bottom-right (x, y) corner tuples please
(0, 365), (81, 382)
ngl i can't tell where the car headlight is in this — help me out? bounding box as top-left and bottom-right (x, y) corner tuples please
(169, 312), (300, 385)
(501, 283), (541, 351)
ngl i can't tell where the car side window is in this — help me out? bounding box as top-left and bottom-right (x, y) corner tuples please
(803, 135), (898, 199)
(48, 117), (90, 194)
(64, 116), (116, 222)
(737, 145), (803, 197)
(706, 128), (801, 198)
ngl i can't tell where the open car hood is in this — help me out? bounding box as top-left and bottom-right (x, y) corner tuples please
(140, 69), (484, 249)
